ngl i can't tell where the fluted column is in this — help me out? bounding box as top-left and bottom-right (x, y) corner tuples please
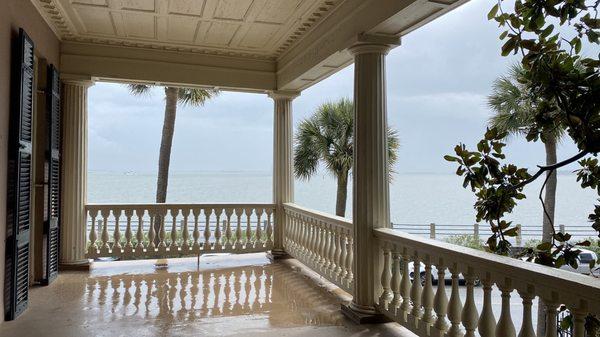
(343, 35), (399, 322)
(60, 79), (93, 267)
(269, 90), (299, 258)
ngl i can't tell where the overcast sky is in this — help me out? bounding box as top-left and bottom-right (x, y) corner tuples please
(88, 0), (585, 174)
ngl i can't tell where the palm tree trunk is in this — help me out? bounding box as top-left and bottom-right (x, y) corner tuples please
(536, 136), (558, 336)
(335, 170), (349, 217)
(154, 87), (178, 244)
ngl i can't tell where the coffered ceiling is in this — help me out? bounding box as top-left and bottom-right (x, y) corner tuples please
(32, 0), (341, 60)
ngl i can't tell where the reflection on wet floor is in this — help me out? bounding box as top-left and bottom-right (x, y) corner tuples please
(84, 258), (344, 327)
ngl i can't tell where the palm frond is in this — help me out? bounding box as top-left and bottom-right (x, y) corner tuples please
(177, 88), (220, 107)
(127, 84), (152, 96)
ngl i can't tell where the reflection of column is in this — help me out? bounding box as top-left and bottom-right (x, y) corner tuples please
(60, 79), (93, 267)
(269, 90), (299, 258)
(342, 35), (398, 323)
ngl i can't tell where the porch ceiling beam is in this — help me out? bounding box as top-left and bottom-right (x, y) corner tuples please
(276, 0), (468, 91)
(60, 42), (277, 92)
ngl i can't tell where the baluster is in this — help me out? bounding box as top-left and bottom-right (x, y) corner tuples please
(345, 233), (353, 286)
(88, 209), (99, 256)
(326, 225), (335, 276)
(517, 288), (535, 337)
(334, 228), (343, 278)
(543, 301), (558, 337)
(434, 261), (449, 332)
(234, 208), (242, 250)
(421, 255), (435, 326)
(391, 246), (402, 314)
(204, 208), (212, 251)
(447, 264), (464, 337)
(338, 232), (348, 282)
(181, 209), (190, 252)
(478, 275), (496, 337)
(496, 281), (516, 337)
(147, 208), (156, 251)
(214, 208), (222, 250)
(400, 248), (412, 316)
(245, 208), (252, 248)
(254, 208), (263, 248)
(224, 208), (233, 250)
(265, 208), (273, 248)
(124, 209), (133, 252)
(170, 208), (179, 251)
(321, 223), (329, 271)
(113, 209), (122, 252)
(379, 243), (392, 308)
(314, 221), (323, 268)
(192, 208), (201, 252)
(100, 208), (110, 253)
(158, 207), (167, 249)
(462, 267), (478, 337)
(307, 217), (315, 264)
(410, 252), (423, 321)
(135, 209), (145, 253)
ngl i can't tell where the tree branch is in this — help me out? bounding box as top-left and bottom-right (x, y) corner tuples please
(514, 151), (589, 189)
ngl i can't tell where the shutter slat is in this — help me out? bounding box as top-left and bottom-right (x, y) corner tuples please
(5, 28), (34, 320)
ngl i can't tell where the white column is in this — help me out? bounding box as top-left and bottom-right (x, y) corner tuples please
(269, 90), (299, 258)
(343, 36), (398, 322)
(60, 79), (93, 267)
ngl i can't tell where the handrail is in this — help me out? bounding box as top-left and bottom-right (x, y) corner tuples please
(374, 227), (600, 336)
(282, 202), (352, 231)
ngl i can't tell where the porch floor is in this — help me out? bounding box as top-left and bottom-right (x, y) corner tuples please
(2, 253), (414, 337)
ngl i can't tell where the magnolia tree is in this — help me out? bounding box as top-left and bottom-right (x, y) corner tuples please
(445, 0), (599, 332)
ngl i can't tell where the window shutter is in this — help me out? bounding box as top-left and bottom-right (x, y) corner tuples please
(43, 64), (60, 284)
(5, 28), (34, 321)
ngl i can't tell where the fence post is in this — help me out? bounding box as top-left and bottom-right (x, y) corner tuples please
(430, 223), (436, 240)
(559, 224), (565, 235)
(474, 223), (479, 241)
(516, 224), (522, 247)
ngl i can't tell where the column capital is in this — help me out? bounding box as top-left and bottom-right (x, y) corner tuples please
(268, 90), (300, 100)
(61, 73), (95, 88)
(348, 34), (401, 56)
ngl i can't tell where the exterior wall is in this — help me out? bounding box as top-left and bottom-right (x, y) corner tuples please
(0, 0), (59, 324)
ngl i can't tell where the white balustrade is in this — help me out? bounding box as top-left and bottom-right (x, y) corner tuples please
(282, 203), (354, 293)
(86, 203), (275, 259)
(374, 228), (600, 337)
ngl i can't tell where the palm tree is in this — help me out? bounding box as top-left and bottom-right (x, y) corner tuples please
(488, 64), (564, 244)
(294, 98), (399, 217)
(488, 65), (565, 336)
(127, 85), (219, 203)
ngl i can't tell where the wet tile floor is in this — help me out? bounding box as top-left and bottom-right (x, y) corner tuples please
(1, 253), (414, 337)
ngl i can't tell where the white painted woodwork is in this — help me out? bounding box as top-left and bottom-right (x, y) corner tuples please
(33, 0), (467, 91)
(270, 91), (297, 258)
(85, 203), (275, 259)
(61, 79), (94, 266)
(283, 203), (354, 293)
(374, 228), (600, 337)
(347, 38), (396, 316)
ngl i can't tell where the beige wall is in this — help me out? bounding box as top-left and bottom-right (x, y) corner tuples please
(0, 0), (59, 323)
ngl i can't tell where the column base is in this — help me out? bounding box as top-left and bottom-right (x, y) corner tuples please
(59, 259), (92, 271)
(267, 249), (290, 261)
(341, 302), (391, 324)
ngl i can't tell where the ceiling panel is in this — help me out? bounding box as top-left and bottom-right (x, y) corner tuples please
(168, 0), (206, 17)
(212, 0), (254, 21)
(118, 0), (155, 11)
(238, 23), (279, 48)
(204, 21), (240, 45)
(75, 7), (116, 35)
(167, 16), (199, 42)
(123, 12), (155, 39)
(255, 0), (301, 24)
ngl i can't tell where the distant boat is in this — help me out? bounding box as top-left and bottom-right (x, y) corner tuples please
(123, 171), (136, 176)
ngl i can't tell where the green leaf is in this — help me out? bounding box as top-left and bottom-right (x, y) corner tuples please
(487, 4), (499, 20)
(537, 242), (552, 251)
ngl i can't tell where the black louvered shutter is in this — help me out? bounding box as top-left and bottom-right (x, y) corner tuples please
(5, 28), (34, 321)
(44, 65), (60, 284)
